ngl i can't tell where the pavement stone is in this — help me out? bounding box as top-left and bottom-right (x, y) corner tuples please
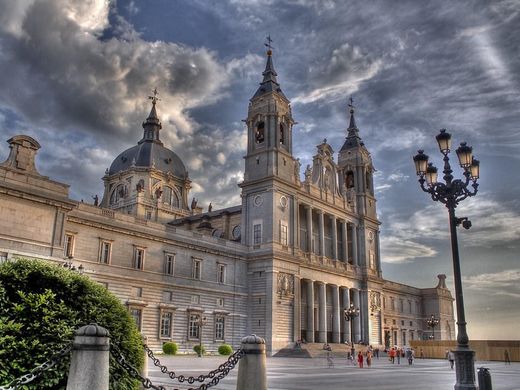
(145, 354), (520, 390)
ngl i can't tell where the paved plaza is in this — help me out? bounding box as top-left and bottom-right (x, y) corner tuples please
(147, 354), (520, 390)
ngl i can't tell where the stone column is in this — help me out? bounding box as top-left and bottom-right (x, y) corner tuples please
(352, 290), (361, 343)
(306, 206), (313, 253)
(293, 276), (301, 343)
(342, 220), (348, 263)
(236, 335), (267, 390)
(306, 280), (315, 343)
(331, 215), (337, 260)
(352, 224), (358, 266)
(318, 211), (325, 257)
(66, 323), (110, 390)
(332, 285), (340, 343)
(318, 282), (327, 343)
(360, 289), (370, 344)
(342, 288), (351, 343)
(293, 199), (299, 251)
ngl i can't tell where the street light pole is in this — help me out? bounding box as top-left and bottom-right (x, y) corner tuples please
(413, 129), (480, 390)
(426, 314), (439, 340)
(197, 316), (207, 358)
(343, 303), (360, 344)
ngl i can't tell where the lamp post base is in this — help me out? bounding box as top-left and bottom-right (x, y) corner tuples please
(454, 347), (477, 390)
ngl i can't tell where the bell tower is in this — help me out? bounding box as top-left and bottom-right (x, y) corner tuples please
(243, 40), (296, 185)
(338, 98), (381, 275)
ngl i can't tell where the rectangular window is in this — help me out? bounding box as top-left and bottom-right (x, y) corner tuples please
(160, 312), (173, 338)
(217, 263), (226, 284)
(401, 320), (405, 326)
(189, 314), (200, 339)
(217, 298), (224, 307)
(399, 299), (404, 312)
(215, 316), (225, 340)
(164, 253), (175, 275)
(192, 259), (202, 280)
(64, 234), (75, 257)
(99, 241), (112, 264)
(253, 224), (262, 245)
(391, 298), (395, 311)
(409, 321), (413, 326)
(130, 308), (142, 331)
(408, 300), (412, 313)
(133, 247), (145, 270)
(280, 223), (288, 246)
(132, 286), (143, 298)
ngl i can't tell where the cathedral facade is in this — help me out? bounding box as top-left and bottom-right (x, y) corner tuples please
(0, 49), (455, 354)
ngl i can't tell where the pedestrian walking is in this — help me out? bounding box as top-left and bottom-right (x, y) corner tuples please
(504, 349), (511, 365)
(447, 350), (455, 369)
(419, 348), (424, 358)
(357, 351), (364, 368)
(366, 350), (372, 368)
(396, 348), (401, 364)
(406, 348), (414, 365)
(374, 347), (380, 359)
(389, 347), (396, 364)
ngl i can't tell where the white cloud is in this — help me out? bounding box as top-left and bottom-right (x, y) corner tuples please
(380, 236), (437, 263)
(464, 269), (520, 298)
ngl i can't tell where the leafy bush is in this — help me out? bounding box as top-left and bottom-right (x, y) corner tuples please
(193, 344), (206, 355)
(162, 342), (178, 355)
(218, 344), (233, 356)
(0, 258), (143, 389)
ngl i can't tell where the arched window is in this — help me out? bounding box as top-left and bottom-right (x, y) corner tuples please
(161, 186), (180, 207)
(255, 122), (265, 144)
(110, 183), (127, 204)
(345, 171), (355, 189)
(279, 123), (285, 145)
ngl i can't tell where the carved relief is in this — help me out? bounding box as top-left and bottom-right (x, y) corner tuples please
(370, 291), (381, 313)
(277, 273), (294, 297)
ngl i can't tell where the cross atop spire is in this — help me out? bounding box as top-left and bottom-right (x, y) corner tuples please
(264, 34), (274, 55)
(148, 88), (161, 105)
(348, 95), (357, 130)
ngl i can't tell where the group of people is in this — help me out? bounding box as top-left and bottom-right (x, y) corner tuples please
(387, 347), (416, 365)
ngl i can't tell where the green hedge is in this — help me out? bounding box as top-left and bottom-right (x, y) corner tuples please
(218, 344), (233, 356)
(0, 258), (143, 389)
(162, 342), (178, 355)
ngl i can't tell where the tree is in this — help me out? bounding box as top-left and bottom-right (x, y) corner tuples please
(0, 258), (143, 389)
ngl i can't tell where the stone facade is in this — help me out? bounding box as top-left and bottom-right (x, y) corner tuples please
(0, 50), (455, 354)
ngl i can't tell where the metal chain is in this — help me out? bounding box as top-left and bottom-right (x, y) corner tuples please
(0, 342), (73, 390)
(144, 344), (244, 386)
(111, 342), (244, 390)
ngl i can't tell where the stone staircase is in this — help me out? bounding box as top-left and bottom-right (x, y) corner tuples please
(274, 343), (368, 358)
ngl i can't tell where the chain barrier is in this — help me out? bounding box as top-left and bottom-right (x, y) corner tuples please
(0, 342), (73, 390)
(111, 342), (244, 390)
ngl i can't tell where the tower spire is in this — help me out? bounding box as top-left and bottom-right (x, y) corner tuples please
(340, 96), (363, 151)
(348, 96), (357, 132)
(140, 88), (163, 145)
(251, 36), (287, 100)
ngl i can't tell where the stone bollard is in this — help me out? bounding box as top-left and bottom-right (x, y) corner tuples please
(236, 334), (267, 390)
(140, 334), (149, 390)
(66, 323), (110, 390)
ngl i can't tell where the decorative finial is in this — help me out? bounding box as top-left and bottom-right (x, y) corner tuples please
(148, 88), (161, 105)
(264, 34), (274, 56)
(348, 96), (355, 112)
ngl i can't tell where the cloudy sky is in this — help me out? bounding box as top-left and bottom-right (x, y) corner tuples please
(0, 0), (519, 339)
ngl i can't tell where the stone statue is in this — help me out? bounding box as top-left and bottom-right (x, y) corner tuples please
(191, 197), (198, 210)
(208, 203), (213, 212)
(304, 165), (312, 182)
(92, 195), (99, 206)
(155, 187), (162, 199)
(294, 158), (301, 181)
(136, 179), (144, 193)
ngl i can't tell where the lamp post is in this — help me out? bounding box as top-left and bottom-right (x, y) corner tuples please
(62, 256), (84, 274)
(197, 315), (207, 357)
(343, 303), (360, 344)
(413, 129), (479, 390)
(426, 314), (439, 340)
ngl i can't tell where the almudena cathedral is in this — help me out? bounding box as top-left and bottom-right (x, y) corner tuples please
(0, 48), (456, 355)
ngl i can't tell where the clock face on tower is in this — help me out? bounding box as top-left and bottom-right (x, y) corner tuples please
(232, 225), (241, 240)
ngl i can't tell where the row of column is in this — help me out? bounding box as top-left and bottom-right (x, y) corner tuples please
(303, 205), (358, 264)
(303, 279), (362, 344)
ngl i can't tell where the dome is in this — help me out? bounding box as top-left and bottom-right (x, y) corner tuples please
(108, 94), (188, 179)
(108, 141), (187, 178)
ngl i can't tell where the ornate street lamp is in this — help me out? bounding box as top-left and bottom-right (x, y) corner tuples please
(426, 314), (439, 340)
(343, 303), (360, 344)
(413, 129), (479, 390)
(62, 256), (84, 274)
(197, 315), (208, 357)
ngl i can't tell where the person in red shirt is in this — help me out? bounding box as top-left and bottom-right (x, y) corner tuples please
(358, 351), (364, 368)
